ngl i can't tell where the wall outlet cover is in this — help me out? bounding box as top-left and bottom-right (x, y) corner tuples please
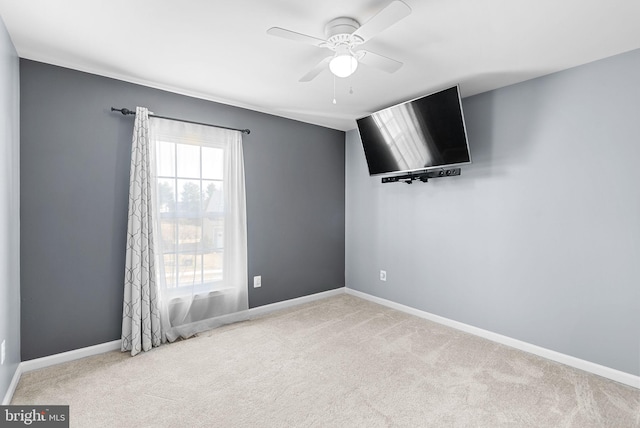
(380, 270), (387, 281)
(253, 275), (262, 288)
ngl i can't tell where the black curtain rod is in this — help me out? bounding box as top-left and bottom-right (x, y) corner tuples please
(110, 107), (250, 134)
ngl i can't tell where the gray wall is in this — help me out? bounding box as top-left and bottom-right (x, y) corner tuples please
(345, 49), (640, 376)
(20, 60), (345, 361)
(0, 16), (20, 401)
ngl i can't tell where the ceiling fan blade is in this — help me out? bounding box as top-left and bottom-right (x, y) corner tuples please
(352, 0), (412, 43)
(299, 57), (332, 82)
(358, 50), (403, 73)
(266, 27), (327, 47)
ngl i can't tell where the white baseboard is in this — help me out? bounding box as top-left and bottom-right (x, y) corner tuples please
(20, 340), (122, 374)
(166, 288), (347, 339)
(199, 287), (346, 326)
(2, 340), (122, 405)
(248, 287), (345, 319)
(2, 365), (23, 405)
(345, 288), (639, 389)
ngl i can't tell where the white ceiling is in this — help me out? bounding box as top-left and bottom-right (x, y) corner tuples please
(1, 0), (639, 131)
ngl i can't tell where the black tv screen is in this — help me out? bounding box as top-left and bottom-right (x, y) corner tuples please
(356, 85), (471, 176)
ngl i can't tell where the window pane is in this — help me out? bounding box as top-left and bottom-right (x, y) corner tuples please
(177, 144), (200, 178)
(203, 216), (224, 251)
(156, 141), (175, 176)
(177, 179), (201, 213)
(157, 178), (176, 213)
(177, 217), (202, 254)
(160, 216), (177, 250)
(177, 254), (199, 287)
(202, 180), (223, 213)
(202, 147), (223, 180)
(203, 251), (223, 283)
(163, 254), (177, 288)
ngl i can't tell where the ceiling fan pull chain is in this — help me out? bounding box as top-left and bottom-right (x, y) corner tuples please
(333, 75), (337, 104)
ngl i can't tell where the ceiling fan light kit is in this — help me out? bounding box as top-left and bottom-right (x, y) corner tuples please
(329, 44), (359, 78)
(267, 0), (412, 82)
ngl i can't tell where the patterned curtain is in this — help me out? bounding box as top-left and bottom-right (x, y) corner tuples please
(121, 106), (162, 356)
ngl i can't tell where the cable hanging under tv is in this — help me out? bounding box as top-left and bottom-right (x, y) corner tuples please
(382, 168), (461, 184)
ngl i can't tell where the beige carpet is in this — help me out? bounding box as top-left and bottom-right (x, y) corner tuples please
(11, 294), (640, 427)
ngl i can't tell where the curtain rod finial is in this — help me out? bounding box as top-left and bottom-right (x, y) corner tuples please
(111, 107), (135, 115)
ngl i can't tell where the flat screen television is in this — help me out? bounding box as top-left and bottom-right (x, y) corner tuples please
(356, 85), (471, 176)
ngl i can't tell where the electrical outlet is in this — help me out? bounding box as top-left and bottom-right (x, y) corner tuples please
(1, 340), (5, 365)
(380, 270), (387, 281)
(253, 275), (262, 288)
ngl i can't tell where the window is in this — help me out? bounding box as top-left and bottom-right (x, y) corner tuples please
(148, 116), (247, 341)
(155, 139), (226, 297)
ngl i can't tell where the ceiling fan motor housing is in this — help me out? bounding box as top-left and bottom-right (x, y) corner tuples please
(325, 17), (364, 47)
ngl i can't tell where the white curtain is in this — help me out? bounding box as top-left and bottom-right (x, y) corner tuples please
(150, 117), (249, 342)
(121, 107), (162, 356)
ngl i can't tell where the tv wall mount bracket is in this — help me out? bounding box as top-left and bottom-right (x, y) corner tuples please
(381, 168), (461, 184)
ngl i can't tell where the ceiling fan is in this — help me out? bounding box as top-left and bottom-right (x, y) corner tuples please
(267, 1), (412, 82)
